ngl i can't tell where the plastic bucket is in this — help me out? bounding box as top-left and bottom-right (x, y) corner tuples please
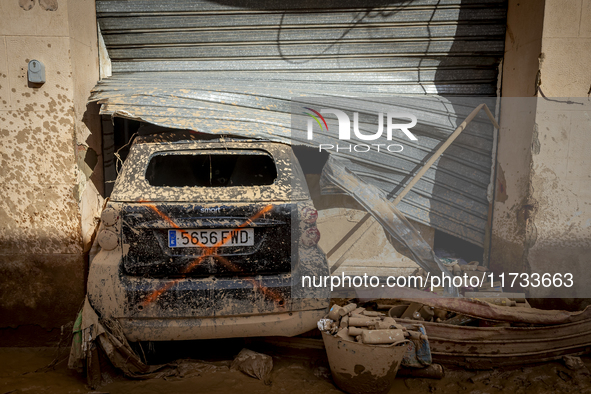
(322, 331), (408, 394)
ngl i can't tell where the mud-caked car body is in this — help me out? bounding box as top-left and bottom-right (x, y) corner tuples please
(88, 134), (329, 341)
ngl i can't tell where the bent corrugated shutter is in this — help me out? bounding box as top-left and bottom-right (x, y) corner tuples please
(93, 0), (507, 246)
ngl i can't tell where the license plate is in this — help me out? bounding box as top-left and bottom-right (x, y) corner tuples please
(168, 228), (254, 248)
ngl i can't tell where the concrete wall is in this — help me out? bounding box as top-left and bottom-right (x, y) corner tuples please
(0, 0), (102, 344)
(527, 0), (591, 297)
(491, 0), (591, 301)
(490, 0), (544, 275)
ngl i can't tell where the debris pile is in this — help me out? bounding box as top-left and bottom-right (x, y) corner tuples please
(319, 302), (440, 394)
(230, 348), (273, 385)
(385, 297), (530, 328)
(388, 300), (485, 327)
(321, 302), (448, 369)
(319, 303), (437, 369)
(319, 303), (427, 346)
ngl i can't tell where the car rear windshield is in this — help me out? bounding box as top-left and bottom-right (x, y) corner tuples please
(145, 150), (277, 187)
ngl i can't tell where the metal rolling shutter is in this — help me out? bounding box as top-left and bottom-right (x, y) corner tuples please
(93, 0), (507, 246)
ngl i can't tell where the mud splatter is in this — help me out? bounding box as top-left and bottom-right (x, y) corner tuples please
(39, 0), (58, 11)
(2, 346), (591, 394)
(18, 0), (34, 11)
(495, 163), (508, 203)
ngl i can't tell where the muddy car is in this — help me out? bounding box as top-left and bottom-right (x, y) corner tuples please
(87, 133), (329, 341)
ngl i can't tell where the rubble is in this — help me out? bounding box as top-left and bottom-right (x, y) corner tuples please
(563, 355), (588, 372)
(318, 302), (441, 394)
(230, 348), (273, 384)
(321, 303), (430, 345)
(67, 294), (591, 391)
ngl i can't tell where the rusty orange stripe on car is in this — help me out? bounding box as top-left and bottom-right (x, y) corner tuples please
(208, 255), (285, 304)
(191, 254), (284, 305)
(138, 203), (284, 306)
(246, 278), (285, 304)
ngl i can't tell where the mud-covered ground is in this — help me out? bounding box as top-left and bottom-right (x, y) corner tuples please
(2, 340), (591, 394)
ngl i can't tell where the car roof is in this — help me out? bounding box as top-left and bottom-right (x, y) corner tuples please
(133, 131), (272, 146)
(110, 139), (309, 203)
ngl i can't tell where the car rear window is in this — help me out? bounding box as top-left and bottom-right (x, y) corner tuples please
(145, 150), (277, 187)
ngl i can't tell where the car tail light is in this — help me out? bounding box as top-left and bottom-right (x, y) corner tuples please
(98, 206), (120, 250)
(98, 229), (118, 250)
(301, 227), (320, 247)
(302, 207), (318, 224)
(101, 207), (119, 227)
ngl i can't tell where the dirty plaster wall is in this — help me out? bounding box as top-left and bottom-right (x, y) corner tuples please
(491, 0), (544, 275)
(0, 0), (102, 344)
(527, 0), (591, 297)
(492, 0), (591, 299)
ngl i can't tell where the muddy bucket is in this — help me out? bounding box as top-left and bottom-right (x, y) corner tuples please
(322, 331), (407, 394)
